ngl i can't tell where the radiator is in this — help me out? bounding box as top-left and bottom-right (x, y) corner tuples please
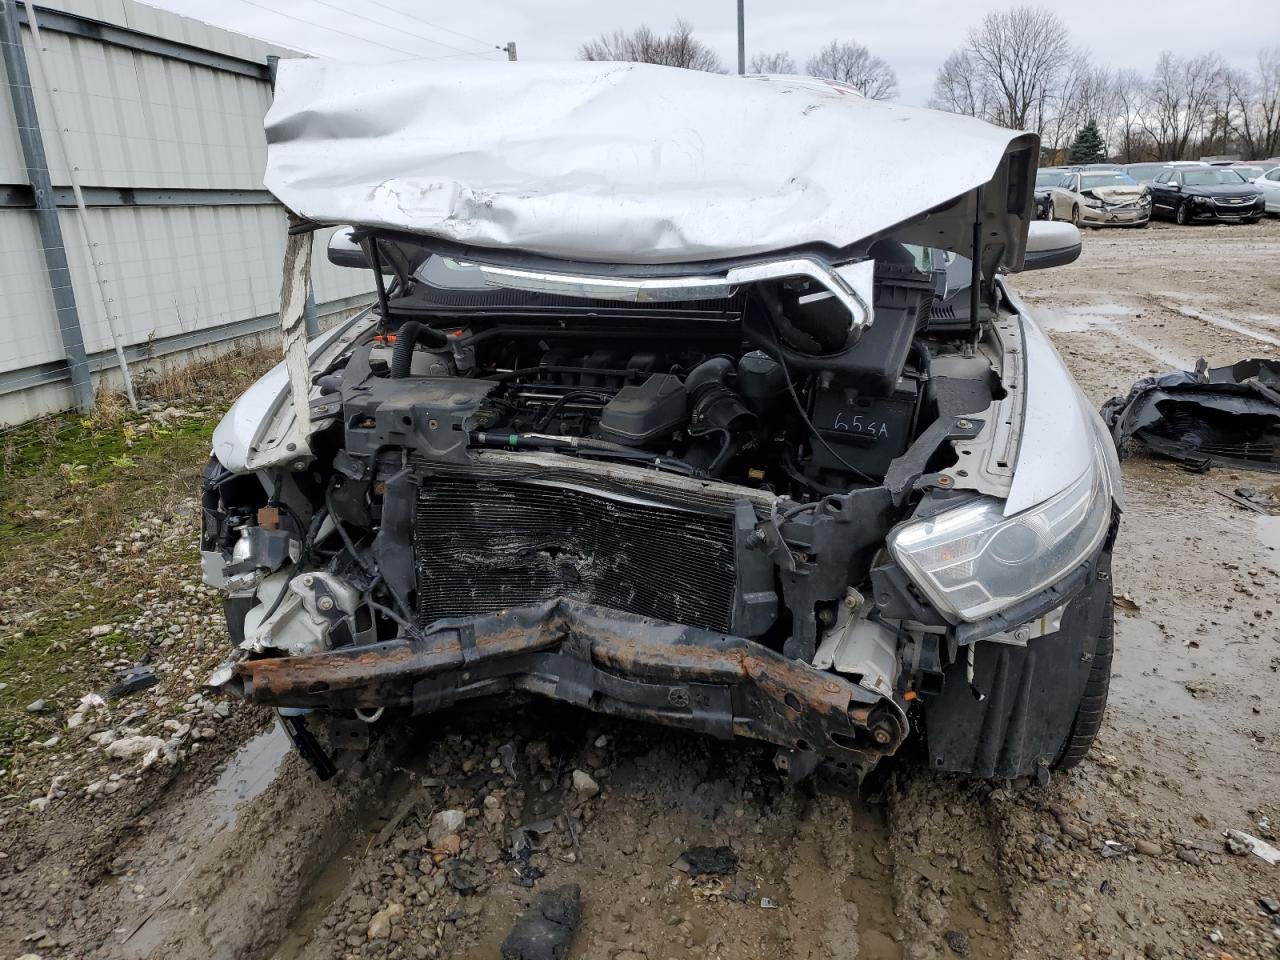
(414, 475), (737, 633)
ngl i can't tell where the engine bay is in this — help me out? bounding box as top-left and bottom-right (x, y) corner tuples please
(317, 250), (1001, 503)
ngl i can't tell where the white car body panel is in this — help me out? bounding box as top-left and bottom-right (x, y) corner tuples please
(211, 310), (375, 472)
(999, 280), (1101, 516)
(1256, 168), (1280, 213)
(263, 59), (1035, 267)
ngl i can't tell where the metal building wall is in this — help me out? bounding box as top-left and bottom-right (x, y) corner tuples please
(0, 0), (374, 426)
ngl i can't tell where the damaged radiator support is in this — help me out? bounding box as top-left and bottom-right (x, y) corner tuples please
(414, 476), (738, 633)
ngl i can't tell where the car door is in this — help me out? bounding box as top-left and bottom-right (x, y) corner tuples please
(1150, 170), (1176, 214)
(1056, 174), (1079, 219)
(1259, 168), (1280, 212)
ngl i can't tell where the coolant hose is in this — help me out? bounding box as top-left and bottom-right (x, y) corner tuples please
(389, 321), (449, 378)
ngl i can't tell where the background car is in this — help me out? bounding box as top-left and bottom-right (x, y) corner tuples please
(1046, 169), (1150, 227)
(1122, 162), (1169, 185)
(1149, 166), (1266, 224)
(1255, 166), (1280, 214)
(1034, 166), (1066, 219)
(1229, 164), (1266, 182)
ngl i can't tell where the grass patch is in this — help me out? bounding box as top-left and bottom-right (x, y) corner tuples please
(0, 341), (276, 763)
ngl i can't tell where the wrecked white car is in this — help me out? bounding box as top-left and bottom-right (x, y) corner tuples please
(201, 61), (1121, 786)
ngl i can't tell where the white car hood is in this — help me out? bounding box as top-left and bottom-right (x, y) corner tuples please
(264, 60), (1037, 267)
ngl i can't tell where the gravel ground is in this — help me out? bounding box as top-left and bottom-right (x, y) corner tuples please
(1, 219), (1278, 960)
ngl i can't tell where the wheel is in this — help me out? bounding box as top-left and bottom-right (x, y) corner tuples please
(1070, 204), (1081, 226)
(1175, 200), (1190, 225)
(1053, 585), (1114, 770)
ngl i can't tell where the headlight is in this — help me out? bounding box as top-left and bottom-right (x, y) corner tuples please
(887, 456), (1112, 623)
(1082, 198), (1103, 208)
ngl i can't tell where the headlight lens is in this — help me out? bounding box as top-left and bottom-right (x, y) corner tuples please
(887, 458), (1112, 623)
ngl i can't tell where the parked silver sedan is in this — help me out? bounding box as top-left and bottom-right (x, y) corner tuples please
(1045, 170), (1151, 228)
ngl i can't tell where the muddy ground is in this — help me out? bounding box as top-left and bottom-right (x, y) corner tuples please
(2, 219), (1279, 960)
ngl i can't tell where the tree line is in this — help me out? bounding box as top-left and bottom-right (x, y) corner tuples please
(578, 20), (898, 100)
(576, 12), (1279, 163)
(930, 7), (1280, 162)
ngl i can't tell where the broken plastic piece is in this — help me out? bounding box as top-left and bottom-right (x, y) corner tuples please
(1224, 829), (1280, 865)
(105, 663), (158, 700)
(1101, 358), (1280, 473)
(500, 883), (582, 960)
(673, 846), (739, 877)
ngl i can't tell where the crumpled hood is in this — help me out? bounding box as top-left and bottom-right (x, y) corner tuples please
(1086, 185), (1146, 204)
(263, 59), (1038, 267)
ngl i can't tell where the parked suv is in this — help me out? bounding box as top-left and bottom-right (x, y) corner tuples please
(202, 62), (1121, 786)
(1150, 167), (1265, 224)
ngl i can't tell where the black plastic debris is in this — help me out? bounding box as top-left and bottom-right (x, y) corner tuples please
(500, 883), (583, 960)
(1101, 358), (1280, 474)
(442, 858), (487, 895)
(672, 845), (739, 877)
(105, 662), (158, 700)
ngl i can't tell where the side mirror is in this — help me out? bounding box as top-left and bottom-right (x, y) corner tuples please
(1019, 221), (1081, 272)
(1168, 183), (1180, 192)
(327, 226), (377, 269)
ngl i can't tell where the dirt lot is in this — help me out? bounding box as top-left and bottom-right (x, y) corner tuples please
(1, 219), (1278, 960)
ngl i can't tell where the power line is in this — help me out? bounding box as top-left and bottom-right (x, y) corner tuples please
(302, 0), (499, 59)
(232, 0), (430, 59)
(360, 0), (500, 55)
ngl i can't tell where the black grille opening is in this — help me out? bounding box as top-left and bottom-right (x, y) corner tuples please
(1141, 405), (1279, 470)
(414, 476), (737, 633)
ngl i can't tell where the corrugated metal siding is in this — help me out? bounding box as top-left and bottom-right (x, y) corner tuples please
(0, 0), (374, 425)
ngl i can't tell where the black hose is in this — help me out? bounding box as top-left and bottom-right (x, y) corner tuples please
(532, 390), (611, 431)
(757, 289), (876, 486)
(389, 320), (449, 378)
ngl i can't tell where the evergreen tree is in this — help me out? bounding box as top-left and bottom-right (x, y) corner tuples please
(1067, 120), (1107, 164)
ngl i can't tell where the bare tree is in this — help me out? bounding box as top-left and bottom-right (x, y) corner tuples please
(579, 19), (726, 73)
(805, 40), (898, 100)
(929, 50), (985, 117)
(749, 51), (797, 74)
(1141, 51), (1224, 159)
(1111, 68), (1152, 161)
(964, 7), (1074, 133)
(1227, 48), (1280, 159)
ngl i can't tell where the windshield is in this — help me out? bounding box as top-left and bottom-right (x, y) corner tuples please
(1183, 169), (1248, 185)
(1036, 170), (1063, 187)
(1080, 173), (1138, 190)
(1232, 166), (1263, 180)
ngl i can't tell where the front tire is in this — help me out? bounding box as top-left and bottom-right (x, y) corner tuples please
(1070, 204), (1081, 226)
(1175, 200), (1191, 225)
(1053, 585), (1114, 770)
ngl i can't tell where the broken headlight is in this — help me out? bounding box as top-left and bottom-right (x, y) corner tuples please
(887, 457), (1111, 623)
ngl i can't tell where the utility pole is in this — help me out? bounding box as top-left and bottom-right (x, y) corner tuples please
(501, 41), (517, 61)
(736, 0), (745, 75)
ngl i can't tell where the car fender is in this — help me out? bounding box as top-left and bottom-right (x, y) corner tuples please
(999, 280), (1116, 515)
(211, 308), (377, 473)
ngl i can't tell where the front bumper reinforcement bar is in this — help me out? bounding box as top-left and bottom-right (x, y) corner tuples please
(233, 600), (907, 768)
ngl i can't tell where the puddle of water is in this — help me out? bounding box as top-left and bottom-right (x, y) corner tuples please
(206, 724), (291, 834)
(1036, 303), (1132, 333)
(1256, 516), (1280, 573)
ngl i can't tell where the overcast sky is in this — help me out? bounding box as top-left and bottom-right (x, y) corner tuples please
(143, 0), (1272, 106)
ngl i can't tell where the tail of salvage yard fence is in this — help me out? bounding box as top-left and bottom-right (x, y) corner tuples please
(0, 0), (374, 427)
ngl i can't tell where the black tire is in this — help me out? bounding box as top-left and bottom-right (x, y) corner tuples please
(1175, 200), (1190, 225)
(1070, 204), (1081, 226)
(1053, 585), (1114, 770)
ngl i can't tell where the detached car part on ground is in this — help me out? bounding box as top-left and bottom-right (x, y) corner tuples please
(1102, 359), (1280, 473)
(202, 62), (1122, 785)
